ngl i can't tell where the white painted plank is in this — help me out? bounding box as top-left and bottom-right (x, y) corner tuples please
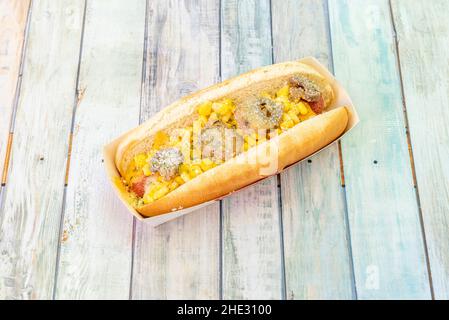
(220, 0), (283, 299)
(0, 0), (30, 181)
(0, 0), (84, 299)
(329, 0), (430, 299)
(271, 0), (354, 299)
(391, 0), (449, 299)
(55, 0), (146, 299)
(131, 0), (221, 299)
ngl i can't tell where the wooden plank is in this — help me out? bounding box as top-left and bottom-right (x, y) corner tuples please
(220, 0), (283, 299)
(54, 0), (146, 299)
(0, 0), (84, 299)
(328, 0), (431, 299)
(0, 0), (30, 182)
(131, 0), (221, 299)
(391, 0), (449, 299)
(271, 0), (354, 299)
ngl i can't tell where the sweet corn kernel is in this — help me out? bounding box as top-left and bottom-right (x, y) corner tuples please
(276, 85), (289, 97)
(284, 101), (293, 112)
(221, 112), (231, 123)
(153, 131), (169, 149)
(200, 158), (215, 171)
(180, 171), (191, 183)
(276, 95), (289, 103)
(168, 181), (179, 191)
(175, 176), (185, 185)
(142, 193), (154, 204)
(221, 98), (234, 108)
(289, 103), (300, 115)
(211, 102), (222, 113)
(145, 183), (158, 197)
(275, 95), (289, 111)
(179, 163), (189, 173)
(221, 98), (236, 114)
(153, 185), (169, 200)
(298, 102), (309, 115)
(208, 112), (219, 123)
(142, 164), (152, 176)
(198, 101), (212, 116)
(288, 110), (300, 123)
(189, 165), (203, 178)
(133, 154), (147, 169)
(280, 119), (295, 130)
(282, 113), (292, 122)
(218, 104), (232, 116)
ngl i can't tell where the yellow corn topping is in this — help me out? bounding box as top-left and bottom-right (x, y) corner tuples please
(125, 84), (317, 205)
(198, 101), (212, 117)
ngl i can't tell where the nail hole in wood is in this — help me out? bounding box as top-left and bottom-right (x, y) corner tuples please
(373, 160), (378, 164)
(307, 159), (312, 163)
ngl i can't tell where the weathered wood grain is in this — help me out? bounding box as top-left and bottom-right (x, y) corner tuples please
(271, 0), (354, 300)
(54, 0), (146, 299)
(220, 0), (283, 299)
(131, 0), (221, 299)
(0, 0), (30, 182)
(0, 0), (84, 299)
(328, 0), (431, 299)
(391, 0), (449, 299)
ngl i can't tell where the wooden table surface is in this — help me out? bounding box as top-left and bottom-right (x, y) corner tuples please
(0, 0), (448, 300)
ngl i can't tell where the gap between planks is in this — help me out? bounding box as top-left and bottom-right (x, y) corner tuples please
(52, 0), (88, 298)
(323, 0), (346, 188)
(218, 0), (224, 300)
(324, 0), (356, 297)
(129, 0), (150, 300)
(218, 0), (226, 297)
(1, 133), (13, 185)
(63, 87), (85, 187)
(269, 0), (287, 300)
(388, 0), (435, 299)
(64, 132), (73, 186)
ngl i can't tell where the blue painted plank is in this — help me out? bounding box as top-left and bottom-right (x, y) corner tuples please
(271, 0), (354, 299)
(328, 0), (431, 299)
(391, 0), (449, 299)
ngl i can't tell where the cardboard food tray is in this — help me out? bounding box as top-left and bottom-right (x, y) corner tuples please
(103, 57), (359, 227)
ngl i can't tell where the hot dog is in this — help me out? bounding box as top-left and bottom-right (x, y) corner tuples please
(113, 61), (349, 217)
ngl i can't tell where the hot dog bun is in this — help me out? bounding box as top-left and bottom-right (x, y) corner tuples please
(114, 61), (348, 217)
